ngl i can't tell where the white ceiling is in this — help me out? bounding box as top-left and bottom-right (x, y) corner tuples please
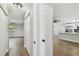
(45, 3), (55, 7)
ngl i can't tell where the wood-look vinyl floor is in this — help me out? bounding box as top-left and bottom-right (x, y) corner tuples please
(8, 47), (30, 56)
(19, 47), (30, 56)
(53, 39), (79, 56)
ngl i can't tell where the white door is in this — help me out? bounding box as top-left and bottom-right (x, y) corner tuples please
(45, 5), (53, 56)
(32, 3), (53, 56)
(37, 4), (53, 56)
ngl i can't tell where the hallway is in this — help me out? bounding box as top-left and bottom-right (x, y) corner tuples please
(5, 47), (29, 56)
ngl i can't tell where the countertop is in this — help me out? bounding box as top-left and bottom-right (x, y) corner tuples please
(59, 32), (79, 35)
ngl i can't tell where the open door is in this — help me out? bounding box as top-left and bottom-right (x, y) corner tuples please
(32, 3), (53, 56)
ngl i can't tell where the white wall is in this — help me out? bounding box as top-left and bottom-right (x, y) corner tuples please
(9, 24), (24, 37)
(24, 15), (32, 55)
(54, 3), (79, 18)
(54, 23), (61, 35)
(23, 3), (33, 55)
(0, 4), (8, 55)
